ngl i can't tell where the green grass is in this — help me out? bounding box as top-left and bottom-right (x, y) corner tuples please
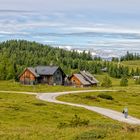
(121, 60), (140, 69)
(58, 90), (140, 118)
(0, 59), (140, 140)
(0, 92), (140, 140)
(0, 80), (97, 92)
(58, 70), (140, 119)
(0, 75), (138, 93)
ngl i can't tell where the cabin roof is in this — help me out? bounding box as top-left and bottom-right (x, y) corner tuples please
(19, 66), (61, 77)
(72, 71), (99, 86)
(35, 66), (59, 75)
(80, 71), (99, 84)
(73, 74), (91, 85)
(19, 66), (65, 78)
(27, 67), (40, 77)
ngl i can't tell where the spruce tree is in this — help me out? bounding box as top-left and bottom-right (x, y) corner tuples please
(120, 77), (128, 86)
(101, 76), (112, 87)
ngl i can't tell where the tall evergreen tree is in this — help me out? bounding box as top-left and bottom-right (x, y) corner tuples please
(101, 76), (112, 87)
(120, 77), (128, 86)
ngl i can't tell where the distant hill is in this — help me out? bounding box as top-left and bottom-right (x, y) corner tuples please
(0, 40), (93, 80)
(0, 40), (139, 81)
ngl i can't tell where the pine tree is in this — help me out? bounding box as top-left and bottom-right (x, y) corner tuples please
(101, 76), (112, 87)
(131, 68), (135, 76)
(120, 77), (128, 86)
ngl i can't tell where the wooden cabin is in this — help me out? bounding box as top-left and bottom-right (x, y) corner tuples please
(19, 66), (66, 85)
(70, 71), (99, 87)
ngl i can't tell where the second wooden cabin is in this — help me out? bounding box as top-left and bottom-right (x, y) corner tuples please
(70, 71), (99, 87)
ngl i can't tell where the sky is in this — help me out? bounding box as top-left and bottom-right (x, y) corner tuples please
(0, 0), (140, 57)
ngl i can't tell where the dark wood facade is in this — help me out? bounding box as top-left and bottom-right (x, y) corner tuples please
(19, 67), (65, 85)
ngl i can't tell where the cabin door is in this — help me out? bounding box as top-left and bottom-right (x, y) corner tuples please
(24, 78), (30, 85)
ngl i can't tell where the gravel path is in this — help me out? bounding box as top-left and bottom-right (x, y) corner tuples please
(1, 90), (140, 125)
(37, 90), (140, 125)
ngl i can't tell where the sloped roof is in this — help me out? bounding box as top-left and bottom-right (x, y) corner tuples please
(72, 71), (99, 86)
(19, 66), (65, 78)
(80, 71), (99, 84)
(73, 74), (91, 85)
(19, 67), (39, 78)
(35, 66), (59, 75)
(27, 67), (40, 77)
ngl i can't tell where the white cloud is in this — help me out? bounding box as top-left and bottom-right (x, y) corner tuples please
(0, 0), (140, 13)
(65, 26), (140, 34)
(0, 9), (140, 37)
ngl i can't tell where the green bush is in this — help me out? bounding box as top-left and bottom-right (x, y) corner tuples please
(97, 93), (113, 100)
(32, 102), (47, 106)
(120, 77), (128, 86)
(70, 115), (90, 127)
(57, 122), (68, 128)
(75, 130), (106, 140)
(122, 125), (140, 132)
(101, 76), (112, 87)
(85, 95), (97, 100)
(85, 95), (100, 102)
(57, 115), (90, 128)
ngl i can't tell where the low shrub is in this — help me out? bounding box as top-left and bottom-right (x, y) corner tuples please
(85, 95), (97, 100)
(75, 130), (106, 140)
(122, 125), (140, 132)
(120, 77), (128, 86)
(70, 115), (90, 127)
(97, 94), (113, 100)
(7, 105), (26, 111)
(57, 122), (68, 128)
(85, 95), (100, 102)
(101, 76), (112, 87)
(57, 115), (90, 128)
(32, 102), (47, 106)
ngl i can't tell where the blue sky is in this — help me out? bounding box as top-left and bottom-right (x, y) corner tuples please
(0, 0), (140, 57)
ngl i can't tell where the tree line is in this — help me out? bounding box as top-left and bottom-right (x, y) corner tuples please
(121, 51), (140, 61)
(0, 40), (140, 81)
(0, 40), (93, 80)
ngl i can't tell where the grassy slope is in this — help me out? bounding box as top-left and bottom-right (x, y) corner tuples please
(0, 80), (100, 92)
(0, 60), (140, 140)
(121, 60), (140, 69)
(58, 90), (140, 118)
(0, 92), (140, 140)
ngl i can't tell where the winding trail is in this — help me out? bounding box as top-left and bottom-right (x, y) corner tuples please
(1, 90), (140, 125)
(37, 90), (140, 125)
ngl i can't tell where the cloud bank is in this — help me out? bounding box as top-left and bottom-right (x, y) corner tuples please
(0, 0), (140, 57)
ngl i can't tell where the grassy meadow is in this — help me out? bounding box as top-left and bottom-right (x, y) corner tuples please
(0, 92), (140, 140)
(0, 60), (140, 140)
(0, 80), (80, 92)
(58, 90), (140, 118)
(121, 60), (140, 69)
